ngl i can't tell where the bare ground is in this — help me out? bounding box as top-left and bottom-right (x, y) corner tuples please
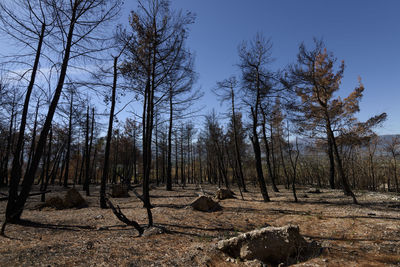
(0, 184), (400, 266)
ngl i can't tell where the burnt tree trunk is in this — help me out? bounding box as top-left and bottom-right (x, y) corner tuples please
(261, 109), (279, 192)
(327, 132), (335, 189)
(3, 4), (78, 230)
(63, 91), (74, 188)
(251, 106), (269, 202)
(100, 56), (118, 209)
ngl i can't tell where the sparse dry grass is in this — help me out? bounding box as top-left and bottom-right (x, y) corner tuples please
(0, 184), (399, 266)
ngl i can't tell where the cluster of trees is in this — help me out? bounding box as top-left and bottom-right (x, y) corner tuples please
(0, 0), (394, 233)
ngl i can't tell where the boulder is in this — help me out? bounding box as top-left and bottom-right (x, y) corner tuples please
(64, 188), (88, 208)
(44, 196), (65, 210)
(215, 188), (235, 200)
(190, 195), (221, 212)
(217, 225), (319, 265)
(111, 184), (130, 198)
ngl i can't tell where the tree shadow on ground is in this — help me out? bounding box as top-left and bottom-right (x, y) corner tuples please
(158, 222), (235, 232)
(277, 197), (400, 212)
(155, 222), (235, 238)
(149, 194), (198, 199)
(304, 234), (400, 243)
(264, 206), (400, 221)
(94, 222), (233, 239)
(221, 206), (263, 214)
(152, 203), (187, 209)
(12, 219), (94, 232)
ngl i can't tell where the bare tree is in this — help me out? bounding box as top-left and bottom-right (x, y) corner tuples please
(238, 33), (274, 202)
(0, 0), (54, 201)
(385, 136), (400, 192)
(100, 54), (121, 208)
(2, 0), (122, 234)
(164, 52), (200, 191)
(214, 76), (247, 192)
(120, 0), (195, 226)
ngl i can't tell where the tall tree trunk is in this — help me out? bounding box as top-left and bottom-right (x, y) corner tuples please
(38, 143), (47, 189)
(63, 91), (74, 188)
(1, 105), (15, 187)
(100, 56), (118, 209)
(41, 127), (53, 202)
(278, 128), (290, 190)
(83, 106), (92, 196)
(58, 152), (66, 186)
(231, 92), (246, 192)
(261, 110), (279, 192)
(77, 144), (84, 185)
(3, 5), (77, 230)
(112, 134), (118, 184)
(166, 93), (173, 190)
(270, 126), (279, 189)
(180, 132), (185, 186)
(133, 126), (138, 184)
(327, 132), (335, 189)
(175, 133), (179, 184)
(394, 157), (399, 193)
(7, 22), (46, 193)
(142, 77), (154, 226)
(50, 147), (62, 186)
(26, 99), (40, 173)
(251, 107), (270, 202)
(326, 119), (357, 204)
(187, 130), (191, 184)
(198, 143), (203, 183)
(155, 113), (159, 186)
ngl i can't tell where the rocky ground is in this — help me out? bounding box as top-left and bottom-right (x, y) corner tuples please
(0, 184), (400, 266)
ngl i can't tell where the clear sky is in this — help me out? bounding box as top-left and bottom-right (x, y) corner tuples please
(1, 1), (399, 135)
(124, 0), (400, 135)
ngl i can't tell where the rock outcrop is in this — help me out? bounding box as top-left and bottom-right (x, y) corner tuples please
(190, 195), (221, 212)
(63, 188), (88, 208)
(217, 225), (320, 265)
(41, 188), (88, 210)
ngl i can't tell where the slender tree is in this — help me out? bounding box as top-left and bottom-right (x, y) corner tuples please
(100, 55), (120, 208)
(238, 33), (274, 202)
(120, 0), (195, 226)
(2, 0), (121, 233)
(385, 136), (400, 192)
(1, 0), (53, 196)
(214, 77), (247, 192)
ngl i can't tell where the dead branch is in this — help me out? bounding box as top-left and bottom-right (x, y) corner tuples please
(105, 198), (143, 236)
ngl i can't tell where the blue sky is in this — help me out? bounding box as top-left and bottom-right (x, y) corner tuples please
(124, 0), (400, 134)
(1, 1), (399, 135)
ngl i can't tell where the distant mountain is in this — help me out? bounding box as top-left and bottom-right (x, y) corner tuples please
(377, 134), (400, 144)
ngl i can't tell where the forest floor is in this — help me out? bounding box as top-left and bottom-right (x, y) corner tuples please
(0, 183), (400, 266)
